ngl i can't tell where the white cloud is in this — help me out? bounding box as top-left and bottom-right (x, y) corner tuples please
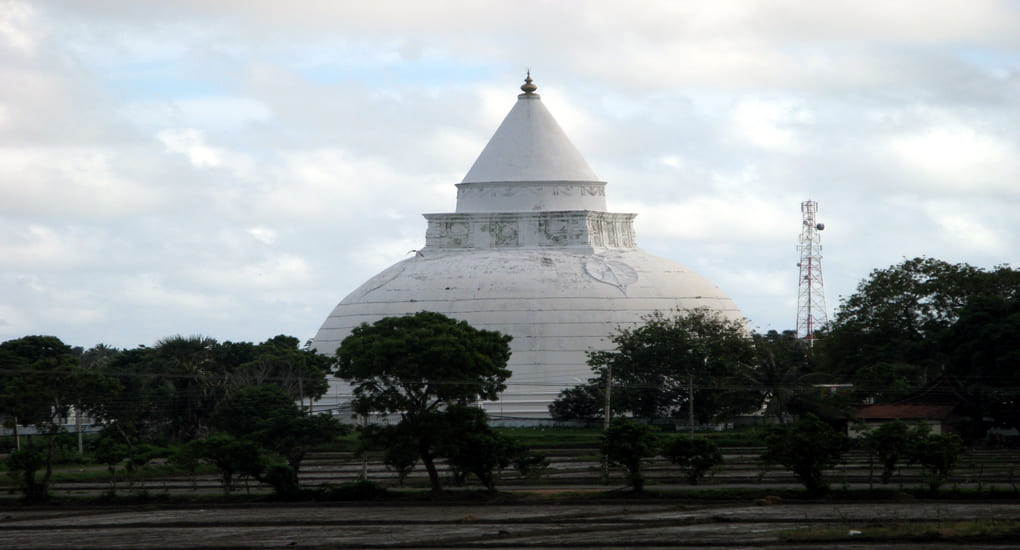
(1, 0), (1018, 348)
(0, 147), (167, 218)
(120, 97), (272, 131)
(0, 302), (29, 334)
(120, 272), (230, 311)
(921, 200), (1010, 256)
(730, 97), (814, 152)
(157, 128), (223, 168)
(888, 124), (1018, 193)
(190, 254), (311, 290)
(620, 170), (794, 243)
(0, 223), (95, 270)
(247, 226), (277, 245)
(0, 0), (37, 53)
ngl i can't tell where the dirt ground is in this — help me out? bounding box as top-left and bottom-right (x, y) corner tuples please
(2, 500), (1019, 549)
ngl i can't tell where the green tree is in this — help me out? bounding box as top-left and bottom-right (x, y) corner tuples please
(551, 327), (819, 425)
(738, 330), (821, 424)
(153, 334), (224, 442)
(90, 346), (167, 445)
(513, 450), (551, 481)
(210, 384), (345, 476)
(188, 434), (264, 495)
(661, 436), (723, 485)
(906, 424), (965, 492)
(256, 407), (345, 477)
(601, 418), (659, 492)
(361, 423), (420, 487)
(93, 436), (131, 495)
(858, 419), (911, 485)
(210, 384), (296, 436)
(0, 336), (84, 501)
(79, 343), (120, 371)
(122, 443), (166, 491)
(88, 336), (224, 444)
(223, 335), (332, 406)
(5, 448), (47, 502)
(335, 311), (513, 493)
(761, 414), (848, 495)
(85, 335), (330, 447)
(584, 309), (757, 425)
(168, 443), (201, 491)
(548, 383), (604, 424)
(820, 258), (1020, 402)
(941, 295), (1020, 434)
(73, 344), (124, 442)
(436, 405), (523, 493)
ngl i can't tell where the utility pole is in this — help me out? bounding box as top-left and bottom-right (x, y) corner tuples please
(602, 363), (612, 481)
(76, 408), (83, 455)
(688, 372), (694, 439)
(360, 414), (369, 481)
(603, 364), (612, 432)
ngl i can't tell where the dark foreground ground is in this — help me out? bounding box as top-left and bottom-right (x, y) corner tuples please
(2, 500), (1019, 549)
(4, 447), (1020, 548)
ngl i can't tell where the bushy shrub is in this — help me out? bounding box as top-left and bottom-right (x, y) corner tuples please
(761, 414), (848, 495)
(5, 447), (48, 502)
(514, 451), (551, 480)
(602, 418), (659, 492)
(662, 436), (723, 484)
(906, 424), (964, 492)
(858, 419), (911, 484)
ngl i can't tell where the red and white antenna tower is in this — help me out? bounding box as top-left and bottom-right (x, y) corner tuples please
(796, 200), (827, 341)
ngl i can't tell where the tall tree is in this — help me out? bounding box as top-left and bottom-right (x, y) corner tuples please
(736, 330), (821, 423)
(941, 294), (1020, 431)
(820, 258), (1020, 430)
(584, 309), (757, 424)
(821, 258), (1019, 398)
(88, 335), (330, 446)
(210, 383), (345, 477)
(548, 382), (604, 423)
(0, 336), (82, 500)
(335, 311), (512, 492)
(154, 334), (223, 442)
(224, 335), (331, 406)
(89, 345), (170, 444)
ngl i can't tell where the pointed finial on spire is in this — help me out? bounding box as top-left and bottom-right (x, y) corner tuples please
(519, 71), (539, 97)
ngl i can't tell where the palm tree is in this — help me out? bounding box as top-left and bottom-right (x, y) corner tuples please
(736, 331), (821, 424)
(155, 335), (221, 441)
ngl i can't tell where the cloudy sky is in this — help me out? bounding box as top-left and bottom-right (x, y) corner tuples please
(2, 1), (1018, 350)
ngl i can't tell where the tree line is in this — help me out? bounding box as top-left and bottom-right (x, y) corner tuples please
(0, 334), (340, 500)
(551, 257), (1020, 443)
(2, 255), (1015, 501)
(602, 414), (965, 496)
(1, 313), (542, 501)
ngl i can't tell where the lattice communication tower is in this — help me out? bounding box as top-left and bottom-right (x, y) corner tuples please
(796, 200), (827, 341)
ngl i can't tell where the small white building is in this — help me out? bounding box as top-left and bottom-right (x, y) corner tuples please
(312, 76), (744, 418)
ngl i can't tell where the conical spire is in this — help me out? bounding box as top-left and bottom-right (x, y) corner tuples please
(461, 74), (600, 185)
(456, 75), (606, 213)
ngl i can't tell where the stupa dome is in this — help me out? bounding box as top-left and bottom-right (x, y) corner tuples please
(311, 75), (744, 418)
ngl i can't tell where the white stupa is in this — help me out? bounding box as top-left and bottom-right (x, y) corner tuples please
(312, 75), (744, 418)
